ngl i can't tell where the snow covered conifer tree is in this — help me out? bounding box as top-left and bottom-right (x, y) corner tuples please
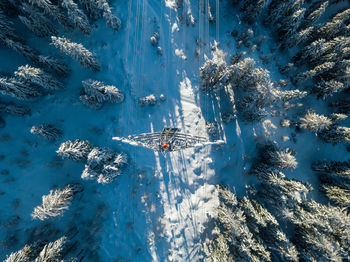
(314, 79), (345, 99)
(316, 8), (350, 40)
(278, 8), (306, 44)
(19, 3), (57, 37)
(241, 0), (265, 24)
(34, 236), (68, 262)
(36, 55), (71, 76)
(239, 196), (299, 261)
(80, 94), (103, 109)
(15, 65), (64, 90)
(28, 0), (73, 30)
(214, 186), (272, 261)
(299, 111), (333, 133)
(82, 79), (124, 104)
(296, 62), (335, 82)
(82, 147), (128, 184)
(98, 152), (128, 184)
(30, 123), (63, 141)
(51, 36), (100, 71)
(287, 200), (350, 260)
(96, 0), (121, 31)
(4, 241), (45, 262)
(79, 0), (101, 19)
(312, 159), (350, 178)
(200, 48), (228, 92)
(62, 0), (91, 35)
(86, 147), (114, 168)
(57, 139), (92, 161)
(0, 100), (30, 116)
(321, 185), (350, 207)
(319, 126), (350, 144)
(0, 77), (42, 100)
(31, 184), (83, 220)
(300, 0), (328, 29)
(267, 147), (298, 170)
(258, 172), (311, 212)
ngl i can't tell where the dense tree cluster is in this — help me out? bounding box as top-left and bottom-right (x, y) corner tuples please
(204, 185), (299, 262)
(299, 111), (350, 143)
(200, 48), (306, 122)
(57, 140), (128, 184)
(312, 159), (350, 208)
(5, 236), (73, 262)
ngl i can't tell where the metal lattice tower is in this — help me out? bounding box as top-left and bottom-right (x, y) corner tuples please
(113, 127), (218, 153)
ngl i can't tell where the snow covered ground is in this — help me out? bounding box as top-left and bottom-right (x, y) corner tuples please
(1, 0), (349, 261)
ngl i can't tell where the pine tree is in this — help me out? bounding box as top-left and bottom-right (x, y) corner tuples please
(30, 123), (63, 141)
(319, 126), (350, 144)
(19, 3), (57, 37)
(321, 185), (350, 207)
(62, 0), (91, 35)
(0, 100), (30, 116)
(0, 11), (20, 42)
(200, 48), (228, 92)
(95, 0), (121, 31)
(36, 55), (71, 76)
(4, 242), (45, 262)
(267, 147), (298, 170)
(283, 26), (313, 48)
(258, 172), (311, 212)
(314, 79), (345, 99)
(82, 79), (124, 104)
(315, 8), (350, 40)
(98, 152), (128, 184)
(86, 147), (114, 168)
(278, 8), (306, 44)
(82, 147), (128, 184)
(0, 77), (42, 100)
(79, 0), (101, 19)
(203, 227), (233, 262)
(239, 196), (299, 261)
(79, 94), (103, 109)
(28, 0), (73, 30)
(241, 0), (265, 25)
(215, 186), (272, 261)
(296, 62), (335, 82)
(31, 184), (82, 220)
(312, 159), (350, 178)
(288, 200), (350, 260)
(15, 65), (64, 90)
(57, 139), (92, 161)
(0, 15), (70, 77)
(51, 36), (100, 71)
(300, 0), (328, 29)
(34, 236), (67, 262)
(299, 111), (333, 133)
